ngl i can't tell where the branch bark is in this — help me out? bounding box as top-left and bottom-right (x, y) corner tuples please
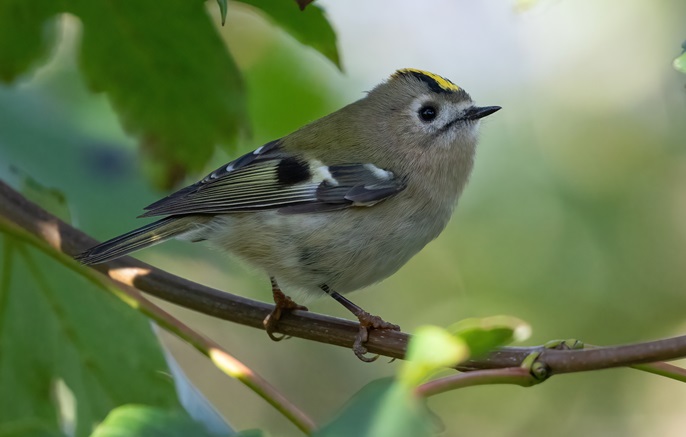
(2, 179), (686, 376)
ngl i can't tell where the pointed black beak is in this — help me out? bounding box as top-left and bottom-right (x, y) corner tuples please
(465, 105), (501, 120)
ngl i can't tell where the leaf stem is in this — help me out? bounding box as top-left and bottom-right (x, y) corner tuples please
(415, 367), (537, 398)
(631, 362), (686, 382)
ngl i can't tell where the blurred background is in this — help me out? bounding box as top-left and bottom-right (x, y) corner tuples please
(1, 0), (686, 435)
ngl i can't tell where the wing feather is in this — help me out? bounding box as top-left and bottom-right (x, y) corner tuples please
(139, 140), (406, 217)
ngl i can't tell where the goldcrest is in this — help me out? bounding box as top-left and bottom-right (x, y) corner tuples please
(76, 68), (501, 361)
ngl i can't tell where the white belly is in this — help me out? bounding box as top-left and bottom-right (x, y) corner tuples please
(202, 199), (453, 300)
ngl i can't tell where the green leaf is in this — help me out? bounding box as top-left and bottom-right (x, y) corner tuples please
(216, 0), (228, 26)
(294, 0), (315, 10)
(397, 319), (529, 389)
(161, 347), (235, 436)
(90, 405), (231, 437)
(0, 0), (59, 83)
(399, 325), (469, 388)
(0, 236), (179, 437)
(314, 378), (435, 437)
(235, 0), (340, 68)
(451, 316), (531, 359)
(66, 0), (248, 188)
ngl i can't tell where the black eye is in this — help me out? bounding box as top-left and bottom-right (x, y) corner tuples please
(418, 105), (437, 122)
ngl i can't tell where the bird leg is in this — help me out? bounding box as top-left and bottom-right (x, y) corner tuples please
(263, 277), (308, 341)
(320, 284), (400, 362)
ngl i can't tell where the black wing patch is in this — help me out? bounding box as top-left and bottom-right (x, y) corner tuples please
(278, 164), (406, 214)
(139, 140), (406, 217)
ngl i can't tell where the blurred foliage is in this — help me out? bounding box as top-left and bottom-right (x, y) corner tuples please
(0, 235), (179, 436)
(314, 379), (435, 437)
(90, 405), (235, 437)
(294, 0), (317, 11)
(0, 1), (344, 435)
(216, 0), (228, 25)
(0, 0), (338, 189)
(162, 346), (237, 436)
(316, 319), (528, 437)
(11, 167), (72, 223)
(235, 0), (339, 67)
(0, 0), (58, 83)
(449, 316), (530, 359)
(1, 0), (686, 436)
(217, 0), (323, 25)
(399, 326), (469, 388)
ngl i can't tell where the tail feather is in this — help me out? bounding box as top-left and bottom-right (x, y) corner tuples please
(75, 216), (207, 265)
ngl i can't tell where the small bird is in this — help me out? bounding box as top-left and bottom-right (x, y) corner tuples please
(76, 68), (501, 361)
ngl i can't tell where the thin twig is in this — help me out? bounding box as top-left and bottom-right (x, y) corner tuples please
(415, 367), (536, 398)
(631, 362), (686, 383)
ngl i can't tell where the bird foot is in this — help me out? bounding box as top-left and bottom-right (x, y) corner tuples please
(353, 311), (400, 362)
(263, 290), (308, 341)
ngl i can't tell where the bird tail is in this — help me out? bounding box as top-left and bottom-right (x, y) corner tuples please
(75, 216), (208, 265)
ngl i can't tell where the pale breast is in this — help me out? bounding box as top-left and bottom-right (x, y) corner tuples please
(204, 192), (454, 299)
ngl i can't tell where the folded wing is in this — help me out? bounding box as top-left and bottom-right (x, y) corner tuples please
(140, 141), (406, 217)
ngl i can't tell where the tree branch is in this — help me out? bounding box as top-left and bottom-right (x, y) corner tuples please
(2, 179), (686, 377)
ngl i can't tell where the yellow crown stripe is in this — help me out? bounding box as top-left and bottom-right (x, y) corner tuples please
(393, 68), (461, 92)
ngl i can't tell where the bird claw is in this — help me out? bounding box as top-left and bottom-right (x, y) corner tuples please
(352, 311), (400, 362)
(262, 291), (308, 341)
(263, 311), (289, 341)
